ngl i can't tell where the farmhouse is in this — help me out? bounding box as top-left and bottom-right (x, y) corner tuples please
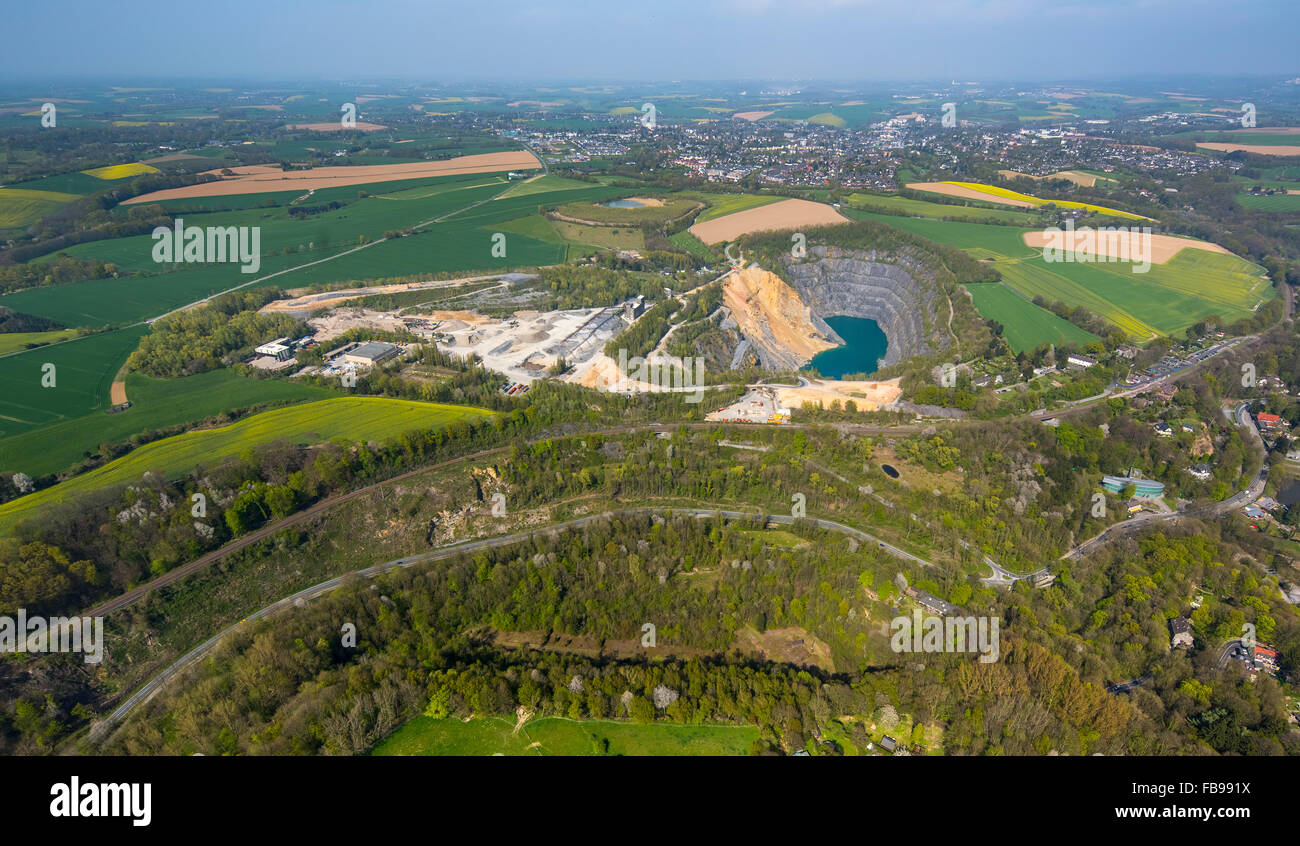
(343, 341), (400, 366)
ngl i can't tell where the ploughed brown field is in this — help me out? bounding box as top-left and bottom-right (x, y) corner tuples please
(122, 151), (542, 204)
(1197, 142), (1300, 157)
(1021, 230), (1233, 264)
(688, 198), (848, 244)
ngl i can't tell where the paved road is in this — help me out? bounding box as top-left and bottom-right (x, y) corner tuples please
(1215, 639), (1246, 670)
(92, 504), (947, 740)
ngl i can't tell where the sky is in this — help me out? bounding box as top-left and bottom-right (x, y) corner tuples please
(4, 0), (1297, 82)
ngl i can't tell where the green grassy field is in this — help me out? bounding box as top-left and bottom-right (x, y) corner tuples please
(498, 173), (603, 199)
(44, 175), (515, 276)
(0, 327), (147, 441)
(764, 103), (884, 127)
(0, 187), (81, 228)
(372, 716), (758, 756)
(5, 171), (109, 195)
(0, 252), (317, 328)
(2, 172), (572, 329)
(668, 230), (715, 260)
(964, 282), (1099, 352)
(265, 183), (628, 287)
(858, 212), (1270, 340)
(0, 368), (336, 478)
(0, 329), (80, 355)
(1193, 132), (1300, 147)
(551, 220), (645, 250)
(692, 192), (782, 222)
(0, 396), (494, 533)
(493, 213), (565, 243)
(1238, 192), (1300, 212)
(844, 194), (1043, 224)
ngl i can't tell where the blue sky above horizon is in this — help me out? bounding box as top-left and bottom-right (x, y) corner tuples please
(5, 0), (1297, 82)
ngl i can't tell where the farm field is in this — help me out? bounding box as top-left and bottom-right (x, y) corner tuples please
(0, 326), (147, 442)
(497, 173), (601, 198)
(997, 169), (1116, 188)
(1238, 192), (1300, 211)
(1020, 229), (1233, 262)
(372, 715), (758, 756)
(1198, 142), (1300, 157)
(964, 282), (1099, 352)
(907, 181), (1150, 220)
(121, 151), (542, 204)
(6, 171), (111, 195)
(0, 251), (326, 327)
(0, 329), (80, 355)
(81, 162), (159, 180)
(0, 396), (494, 532)
(5, 173), (566, 328)
(0, 368), (335, 479)
(43, 174), (516, 275)
(0, 187), (80, 228)
(858, 212), (1270, 340)
(844, 193), (1042, 224)
(692, 192), (782, 223)
(763, 103), (884, 127)
(668, 230), (715, 260)
(852, 212), (1034, 254)
(689, 198), (848, 244)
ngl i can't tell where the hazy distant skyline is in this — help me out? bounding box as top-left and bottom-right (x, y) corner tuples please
(6, 0), (1297, 82)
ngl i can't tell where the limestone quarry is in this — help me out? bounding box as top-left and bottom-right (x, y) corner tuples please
(718, 246), (946, 372)
(722, 266), (837, 370)
(784, 245), (946, 368)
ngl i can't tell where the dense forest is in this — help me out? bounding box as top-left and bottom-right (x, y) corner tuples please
(101, 514), (1214, 757)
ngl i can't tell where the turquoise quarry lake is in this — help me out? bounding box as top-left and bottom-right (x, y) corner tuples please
(805, 316), (888, 379)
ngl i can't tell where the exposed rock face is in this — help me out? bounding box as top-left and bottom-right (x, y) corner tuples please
(783, 246), (948, 368)
(722, 266), (837, 370)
